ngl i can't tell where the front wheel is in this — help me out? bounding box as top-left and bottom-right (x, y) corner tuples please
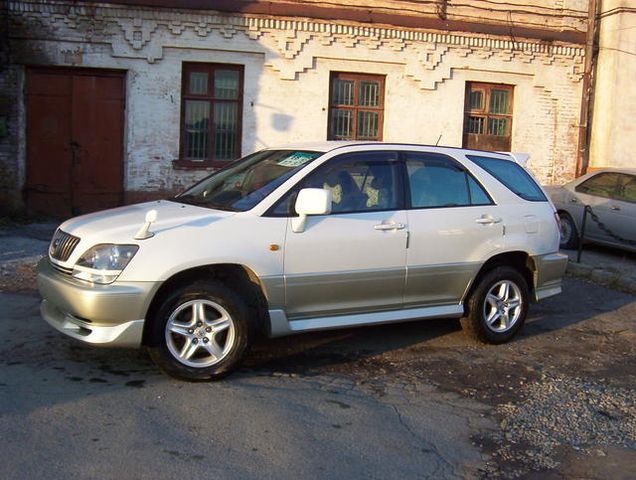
(147, 280), (253, 381)
(460, 266), (529, 344)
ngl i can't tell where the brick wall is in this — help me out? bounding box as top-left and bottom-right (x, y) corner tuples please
(0, 64), (23, 214)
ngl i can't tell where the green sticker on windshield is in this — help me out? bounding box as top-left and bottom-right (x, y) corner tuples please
(277, 151), (319, 167)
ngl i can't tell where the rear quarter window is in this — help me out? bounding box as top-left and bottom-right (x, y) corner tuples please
(467, 155), (547, 202)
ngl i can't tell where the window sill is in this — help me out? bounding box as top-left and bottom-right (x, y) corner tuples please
(172, 159), (229, 170)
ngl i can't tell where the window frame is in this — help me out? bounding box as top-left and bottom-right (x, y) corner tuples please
(175, 62), (244, 170)
(463, 82), (514, 151)
(265, 151), (404, 217)
(264, 150), (494, 217)
(327, 72), (386, 141)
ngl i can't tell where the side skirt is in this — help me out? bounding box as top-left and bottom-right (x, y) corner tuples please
(267, 304), (464, 338)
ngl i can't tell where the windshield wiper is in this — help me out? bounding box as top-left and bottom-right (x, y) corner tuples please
(170, 197), (238, 212)
(173, 194), (205, 206)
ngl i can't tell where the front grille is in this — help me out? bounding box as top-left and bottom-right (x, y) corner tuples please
(50, 261), (73, 276)
(49, 229), (80, 262)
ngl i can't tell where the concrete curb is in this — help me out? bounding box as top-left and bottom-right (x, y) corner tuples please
(566, 261), (636, 296)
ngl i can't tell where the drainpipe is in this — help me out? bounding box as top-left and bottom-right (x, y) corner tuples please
(576, 0), (600, 177)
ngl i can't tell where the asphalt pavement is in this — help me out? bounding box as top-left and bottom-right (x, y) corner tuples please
(0, 221), (634, 479)
(1, 276), (635, 479)
(0, 293), (493, 480)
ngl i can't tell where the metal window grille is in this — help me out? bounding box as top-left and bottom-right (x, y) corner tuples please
(180, 63), (243, 164)
(328, 72), (385, 141)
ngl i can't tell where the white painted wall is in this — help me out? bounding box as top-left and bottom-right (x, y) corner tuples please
(590, 0), (636, 170)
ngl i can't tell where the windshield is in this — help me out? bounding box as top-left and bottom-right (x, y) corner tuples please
(174, 150), (322, 211)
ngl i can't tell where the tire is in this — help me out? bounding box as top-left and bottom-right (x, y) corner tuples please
(559, 212), (579, 249)
(460, 266), (529, 344)
(146, 280), (254, 381)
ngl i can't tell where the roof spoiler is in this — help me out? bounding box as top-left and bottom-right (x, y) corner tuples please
(499, 152), (530, 166)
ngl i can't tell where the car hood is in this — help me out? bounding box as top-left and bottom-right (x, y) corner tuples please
(58, 200), (234, 248)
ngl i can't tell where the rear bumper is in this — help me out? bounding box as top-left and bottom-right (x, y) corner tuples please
(532, 252), (568, 301)
(37, 259), (160, 347)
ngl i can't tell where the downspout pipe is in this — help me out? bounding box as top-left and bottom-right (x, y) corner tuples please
(576, 0), (601, 177)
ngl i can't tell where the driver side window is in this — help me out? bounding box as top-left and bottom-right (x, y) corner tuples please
(271, 151), (401, 215)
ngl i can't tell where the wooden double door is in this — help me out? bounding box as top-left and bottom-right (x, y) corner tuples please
(25, 67), (125, 217)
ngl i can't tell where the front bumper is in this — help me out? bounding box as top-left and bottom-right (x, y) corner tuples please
(532, 252), (568, 301)
(37, 259), (160, 347)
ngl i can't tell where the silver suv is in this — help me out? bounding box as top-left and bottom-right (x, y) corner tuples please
(38, 142), (567, 380)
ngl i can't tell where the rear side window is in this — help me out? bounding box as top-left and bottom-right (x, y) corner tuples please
(406, 152), (492, 208)
(467, 155), (547, 202)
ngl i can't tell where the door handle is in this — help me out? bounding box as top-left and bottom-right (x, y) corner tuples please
(610, 205), (621, 211)
(475, 215), (502, 225)
(569, 198), (579, 203)
(374, 222), (406, 231)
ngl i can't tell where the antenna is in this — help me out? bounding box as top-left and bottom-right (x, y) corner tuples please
(435, 134), (442, 146)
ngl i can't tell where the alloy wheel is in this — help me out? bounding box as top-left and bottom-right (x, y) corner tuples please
(482, 280), (523, 333)
(165, 299), (236, 368)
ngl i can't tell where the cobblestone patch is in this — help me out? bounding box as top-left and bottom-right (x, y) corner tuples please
(0, 222), (53, 293)
(0, 256), (42, 294)
(492, 374), (636, 474)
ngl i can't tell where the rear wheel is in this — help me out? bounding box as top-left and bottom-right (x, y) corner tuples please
(559, 212), (579, 249)
(461, 266), (529, 344)
(147, 280), (253, 381)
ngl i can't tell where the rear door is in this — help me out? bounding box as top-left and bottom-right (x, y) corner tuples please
(404, 151), (503, 306)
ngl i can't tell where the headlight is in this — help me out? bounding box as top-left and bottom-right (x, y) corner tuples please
(72, 244), (139, 284)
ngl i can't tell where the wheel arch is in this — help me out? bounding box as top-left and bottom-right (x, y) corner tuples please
(463, 251), (536, 306)
(141, 263), (270, 346)
(557, 208), (580, 233)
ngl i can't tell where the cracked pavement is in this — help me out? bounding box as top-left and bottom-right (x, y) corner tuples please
(0, 292), (492, 479)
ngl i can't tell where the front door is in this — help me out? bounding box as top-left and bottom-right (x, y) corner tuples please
(283, 151), (407, 319)
(25, 67), (125, 217)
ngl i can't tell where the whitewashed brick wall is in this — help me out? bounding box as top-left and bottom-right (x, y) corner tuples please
(3, 1), (586, 208)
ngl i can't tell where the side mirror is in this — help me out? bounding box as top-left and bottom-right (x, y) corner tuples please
(291, 188), (332, 233)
